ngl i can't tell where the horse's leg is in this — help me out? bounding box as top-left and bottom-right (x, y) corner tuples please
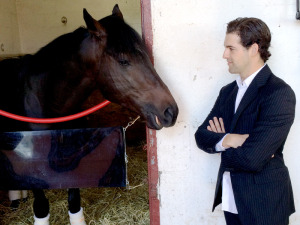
(32, 189), (50, 225)
(8, 190), (21, 209)
(22, 190), (28, 201)
(8, 190), (29, 209)
(68, 188), (86, 225)
(68, 188), (81, 213)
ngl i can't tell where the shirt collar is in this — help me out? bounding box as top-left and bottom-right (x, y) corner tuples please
(236, 64), (266, 89)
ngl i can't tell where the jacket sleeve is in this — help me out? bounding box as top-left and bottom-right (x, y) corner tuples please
(221, 85), (296, 172)
(194, 88), (227, 154)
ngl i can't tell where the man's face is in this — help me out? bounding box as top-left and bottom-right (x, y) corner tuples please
(223, 32), (251, 77)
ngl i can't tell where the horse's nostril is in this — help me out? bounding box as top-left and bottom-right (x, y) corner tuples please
(164, 107), (173, 119)
(163, 106), (176, 125)
(166, 104), (178, 125)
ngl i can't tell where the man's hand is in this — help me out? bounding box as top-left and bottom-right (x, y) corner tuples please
(207, 117), (225, 133)
(223, 133), (249, 148)
(207, 117), (249, 149)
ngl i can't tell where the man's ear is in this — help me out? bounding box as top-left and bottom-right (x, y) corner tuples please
(83, 8), (106, 38)
(251, 43), (260, 56)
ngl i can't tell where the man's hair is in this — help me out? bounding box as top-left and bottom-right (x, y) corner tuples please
(227, 17), (271, 62)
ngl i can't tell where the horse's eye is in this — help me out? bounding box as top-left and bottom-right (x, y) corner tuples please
(118, 59), (130, 67)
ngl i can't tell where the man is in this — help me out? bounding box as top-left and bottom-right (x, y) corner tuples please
(195, 17), (295, 225)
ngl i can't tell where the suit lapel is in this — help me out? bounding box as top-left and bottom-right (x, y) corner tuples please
(229, 84), (258, 132)
(224, 85), (238, 128)
(229, 65), (272, 132)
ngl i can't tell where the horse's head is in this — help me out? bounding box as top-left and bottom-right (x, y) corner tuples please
(82, 5), (178, 130)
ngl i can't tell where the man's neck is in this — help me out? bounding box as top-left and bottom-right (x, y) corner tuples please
(240, 61), (265, 81)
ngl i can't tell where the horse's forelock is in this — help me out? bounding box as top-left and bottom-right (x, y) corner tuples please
(99, 16), (146, 57)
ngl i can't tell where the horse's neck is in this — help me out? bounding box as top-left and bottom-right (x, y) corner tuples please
(24, 33), (102, 119)
(25, 67), (97, 118)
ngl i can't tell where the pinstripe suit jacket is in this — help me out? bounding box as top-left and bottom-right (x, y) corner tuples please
(195, 65), (296, 225)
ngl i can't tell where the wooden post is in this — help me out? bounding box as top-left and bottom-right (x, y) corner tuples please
(141, 0), (160, 224)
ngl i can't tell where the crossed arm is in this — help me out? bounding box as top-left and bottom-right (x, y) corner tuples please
(208, 115), (277, 168)
(196, 84), (295, 172)
(207, 117), (249, 149)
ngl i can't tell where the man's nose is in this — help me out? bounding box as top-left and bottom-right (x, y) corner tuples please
(223, 49), (228, 59)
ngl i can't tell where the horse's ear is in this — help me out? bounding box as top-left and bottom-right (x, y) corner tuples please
(83, 9), (106, 37)
(112, 4), (124, 20)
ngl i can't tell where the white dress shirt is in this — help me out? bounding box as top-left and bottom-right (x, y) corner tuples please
(216, 65), (265, 214)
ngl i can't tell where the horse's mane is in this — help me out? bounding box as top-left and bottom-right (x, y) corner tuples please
(30, 27), (88, 72)
(7, 14), (146, 76)
(31, 13), (146, 63)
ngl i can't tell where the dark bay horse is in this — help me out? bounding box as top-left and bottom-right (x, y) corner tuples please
(0, 5), (178, 224)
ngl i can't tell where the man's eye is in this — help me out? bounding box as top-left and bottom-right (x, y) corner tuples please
(118, 59), (130, 66)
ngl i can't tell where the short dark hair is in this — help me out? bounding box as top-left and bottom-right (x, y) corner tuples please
(227, 17), (271, 62)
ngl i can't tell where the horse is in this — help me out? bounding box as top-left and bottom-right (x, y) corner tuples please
(0, 4), (178, 225)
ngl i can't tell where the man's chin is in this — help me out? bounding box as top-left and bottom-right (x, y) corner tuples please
(228, 68), (238, 74)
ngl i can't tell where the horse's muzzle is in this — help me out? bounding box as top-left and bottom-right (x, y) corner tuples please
(146, 104), (178, 130)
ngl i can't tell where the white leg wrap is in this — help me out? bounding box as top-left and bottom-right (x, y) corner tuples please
(34, 214), (50, 225)
(69, 207), (86, 225)
(22, 190), (28, 198)
(8, 190), (21, 201)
